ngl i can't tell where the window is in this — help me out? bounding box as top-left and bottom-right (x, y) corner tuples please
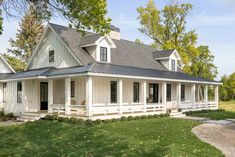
(3, 83), (7, 103)
(49, 50), (54, 63)
(71, 81), (75, 98)
(167, 84), (171, 101)
(110, 81), (117, 103)
(181, 84), (185, 101)
(149, 84), (159, 103)
(171, 59), (176, 71)
(100, 47), (107, 62)
(17, 82), (22, 103)
(133, 82), (140, 103)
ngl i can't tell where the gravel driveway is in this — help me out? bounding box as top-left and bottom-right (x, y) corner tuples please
(192, 123), (235, 157)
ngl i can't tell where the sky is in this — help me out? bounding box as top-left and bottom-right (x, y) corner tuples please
(1, 0), (235, 80)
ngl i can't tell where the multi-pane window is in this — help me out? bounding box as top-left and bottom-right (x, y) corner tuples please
(3, 83), (7, 103)
(49, 50), (54, 63)
(149, 84), (159, 103)
(181, 84), (185, 101)
(133, 82), (140, 103)
(167, 84), (171, 101)
(17, 82), (22, 103)
(171, 59), (176, 71)
(100, 47), (107, 62)
(110, 81), (117, 103)
(71, 81), (75, 98)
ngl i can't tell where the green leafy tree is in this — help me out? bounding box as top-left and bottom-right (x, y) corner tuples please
(5, 5), (44, 71)
(0, 0), (111, 35)
(135, 39), (144, 44)
(184, 46), (218, 80)
(2, 54), (26, 72)
(219, 75), (229, 101)
(137, 0), (217, 79)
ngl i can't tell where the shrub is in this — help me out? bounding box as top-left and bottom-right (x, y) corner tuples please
(0, 110), (5, 117)
(103, 119), (112, 124)
(77, 118), (85, 125)
(5, 113), (15, 119)
(70, 117), (78, 124)
(51, 115), (58, 120)
(178, 108), (182, 112)
(1, 117), (7, 121)
(63, 117), (70, 123)
(127, 116), (134, 121)
(57, 117), (64, 122)
(134, 116), (140, 120)
(111, 118), (118, 122)
(44, 115), (52, 120)
(120, 116), (127, 121)
(153, 114), (159, 118)
(140, 115), (147, 119)
(165, 113), (170, 117)
(94, 119), (102, 125)
(147, 115), (153, 119)
(85, 119), (94, 126)
(184, 109), (225, 116)
(159, 114), (165, 118)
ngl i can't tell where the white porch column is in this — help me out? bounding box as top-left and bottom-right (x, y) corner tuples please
(22, 81), (26, 113)
(177, 83), (181, 108)
(118, 79), (123, 114)
(215, 85), (219, 108)
(65, 78), (71, 115)
(191, 84), (196, 108)
(48, 80), (53, 114)
(204, 85), (208, 107)
(86, 76), (93, 117)
(142, 80), (147, 112)
(162, 81), (167, 111)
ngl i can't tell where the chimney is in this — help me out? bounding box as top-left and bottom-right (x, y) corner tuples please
(109, 25), (121, 40)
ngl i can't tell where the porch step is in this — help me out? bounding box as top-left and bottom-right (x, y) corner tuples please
(17, 112), (47, 122)
(170, 111), (186, 118)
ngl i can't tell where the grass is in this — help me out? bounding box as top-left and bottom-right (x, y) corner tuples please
(189, 111), (235, 120)
(219, 101), (235, 112)
(0, 118), (223, 157)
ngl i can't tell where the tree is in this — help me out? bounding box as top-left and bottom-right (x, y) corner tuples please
(135, 39), (144, 44)
(184, 46), (218, 80)
(219, 75), (229, 101)
(137, 0), (217, 79)
(5, 5), (44, 71)
(0, 0), (111, 35)
(2, 54), (26, 72)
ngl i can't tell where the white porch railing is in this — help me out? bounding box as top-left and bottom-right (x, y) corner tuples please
(180, 101), (218, 112)
(146, 103), (165, 112)
(51, 104), (65, 113)
(51, 104), (86, 115)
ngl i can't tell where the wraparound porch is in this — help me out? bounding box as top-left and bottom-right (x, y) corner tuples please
(20, 75), (219, 119)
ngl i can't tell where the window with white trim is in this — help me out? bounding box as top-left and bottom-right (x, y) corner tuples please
(100, 47), (107, 62)
(171, 59), (176, 71)
(3, 83), (7, 103)
(71, 81), (75, 98)
(17, 82), (22, 103)
(133, 82), (140, 103)
(111, 81), (117, 103)
(49, 50), (54, 63)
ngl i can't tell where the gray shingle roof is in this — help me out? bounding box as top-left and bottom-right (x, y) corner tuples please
(3, 63), (219, 84)
(49, 23), (168, 70)
(152, 49), (175, 59)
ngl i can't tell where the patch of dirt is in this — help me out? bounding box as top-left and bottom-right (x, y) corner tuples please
(192, 123), (235, 157)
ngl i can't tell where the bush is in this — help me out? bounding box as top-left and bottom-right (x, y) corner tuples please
(127, 116), (134, 121)
(94, 119), (102, 125)
(85, 119), (94, 126)
(57, 117), (64, 122)
(111, 118), (118, 122)
(120, 116), (127, 121)
(184, 109), (225, 116)
(103, 119), (112, 124)
(159, 114), (165, 118)
(5, 113), (15, 119)
(63, 117), (70, 123)
(0, 110), (5, 117)
(44, 115), (52, 120)
(1, 117), (7, 121)
(140, 115), (147, 119)
(147, 115), (153, 119)
(70, 117), (78, 124)
(51, 115), (58, 120)
(134, 116), (140, 120)
(165, 113), (170, 117)
(153, 114), (159, 118)
(77, 118), (85, 125)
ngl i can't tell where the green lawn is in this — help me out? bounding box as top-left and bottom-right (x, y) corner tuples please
(219, 101), (235, 112)
(189, 111), (235, 120)
(0, 118), (223, 157)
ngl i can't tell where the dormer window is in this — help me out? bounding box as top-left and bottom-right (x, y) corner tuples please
(171, 59), (176, 71)
(49, 50), (54, 63)
(100, 47), (107, 62)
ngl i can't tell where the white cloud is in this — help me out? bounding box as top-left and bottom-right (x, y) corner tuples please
(189, 10), (235, 27)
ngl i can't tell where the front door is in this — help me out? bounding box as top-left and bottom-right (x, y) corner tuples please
(149, 84), (159, 103)
(40, 82), (48, 110)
